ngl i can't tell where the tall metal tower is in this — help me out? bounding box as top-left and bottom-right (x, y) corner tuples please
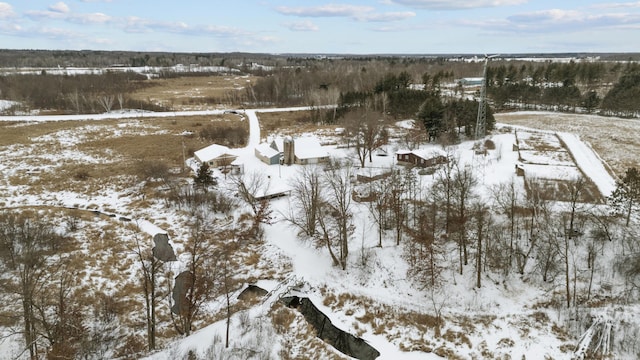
(474, 55), (497, 140)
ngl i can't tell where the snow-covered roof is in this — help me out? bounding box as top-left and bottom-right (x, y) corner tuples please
(411, 148), (447, 160)
(270, 138), (285, 152)
(194, 144), (232, 163)
(294, 136), (329, 160)
(268, 136), (328, 160)
(396, 148), (447, 159)
(255, 143), (280, 159)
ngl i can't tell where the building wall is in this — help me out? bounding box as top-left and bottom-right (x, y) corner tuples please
(208, 154), (237, 168)
(295, 156), (328, 165)
(396, 153), (446, 168)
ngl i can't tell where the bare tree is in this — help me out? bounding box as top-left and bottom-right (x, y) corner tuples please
(404, 193), (443, 288)
(69, 90), (82, 114)
(433, 152), (456, 235)
(36, 259), (85, 359)
(130, 231), (164, 351)
(0, 212), (67, 360)
(387, 169), (406, 246)
(471, 202), (491, 288)
(515, 177), (548, 275)
(451, 163), (478, 274)
(97, 94), (115, 112)
(117, 93), (125, 110)
(316, 200), (342, 267)
(285, 166), (323, 237)
(322, 159), (355, 270)
(561, 178), (586, 307)
(343, 108), (386, 167)
(367, 172), (392, 247)
(231, 171), (273, 238)
(171, 218), (218, 336)
(490, 177), (522, 275)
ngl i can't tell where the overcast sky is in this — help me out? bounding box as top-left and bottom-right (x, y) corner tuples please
(0, 1), (638, 54)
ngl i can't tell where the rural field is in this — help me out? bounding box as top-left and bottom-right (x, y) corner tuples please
(1, 54), (640, 360)
(496, 111), (640, 178)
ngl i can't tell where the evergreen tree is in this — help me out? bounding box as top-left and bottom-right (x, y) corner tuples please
(193, 162), (216, 192)
(582, 90), (600, 114)
(418, 94), (445, 142)
(609, 167), (640, 226)
(602, 70), (640, 116)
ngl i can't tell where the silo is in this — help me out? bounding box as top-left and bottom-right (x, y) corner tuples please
(283, 136), (294, 165)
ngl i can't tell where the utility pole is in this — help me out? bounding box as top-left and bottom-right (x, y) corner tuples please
(474, 54), (498, 140)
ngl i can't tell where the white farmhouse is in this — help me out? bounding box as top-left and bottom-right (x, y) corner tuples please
(194, 144), (237, 168)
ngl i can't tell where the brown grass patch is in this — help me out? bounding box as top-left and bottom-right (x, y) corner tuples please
(442, 329), (473, 348)
(524, 177), (603, 204)
(0, 120), (95, 147)
(271, 304), (298, 334)
(243, 252), (261, 266)
(129, 75), (259, 110)
(497, 337), (515, 348)
(1, 114), (244, 164)
(257, 111), (329, 134)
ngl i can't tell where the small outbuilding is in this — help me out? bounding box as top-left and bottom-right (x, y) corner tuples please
(396, 149), (448, 168)
(255, 143), (282, 165)
(194, 144), (237, 168)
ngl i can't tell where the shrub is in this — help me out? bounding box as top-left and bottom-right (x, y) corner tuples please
(73, 169), (92, 181)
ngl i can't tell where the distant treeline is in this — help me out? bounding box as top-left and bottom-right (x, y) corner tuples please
(1, 50), (639, 119)
(248, 57), (640, 119)
(486, 61), (640, 117)
(0, 49), (280, 68)
(0, 72), (170, 114)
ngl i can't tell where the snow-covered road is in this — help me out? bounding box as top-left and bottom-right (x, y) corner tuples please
(557, 132), (617, 198)
(0, 106), (328, 122)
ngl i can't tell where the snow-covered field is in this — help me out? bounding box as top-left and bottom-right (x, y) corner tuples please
(0, 65), (238, 77)
(496, 111), (640, 178)
(0, 107), (634, 359)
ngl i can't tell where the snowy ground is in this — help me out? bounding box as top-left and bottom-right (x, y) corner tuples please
(0, 99), (18, 111)
(496, 111), (640, 177)
(0, 108), (627, 359)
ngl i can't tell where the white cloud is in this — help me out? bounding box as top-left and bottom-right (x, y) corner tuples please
(276, 4), (414, 22)
(25, 9), (67, 20)
(0, 2), (16, 19)
(461, 8), (640, 33)
(284, 20), (319, 31)
(590, 1), (640, 10)
(25, 8), (112, 25)
(49, 2), (70, 14)
(355, 11), (415, 22)
(372, 23), (432, 32)
(68, 12), (112, 24)
(276, 4), (375, 17)
(507, 9), (584, 23)
(387, 0), (527, 10)
(40, 26), (82, 40)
